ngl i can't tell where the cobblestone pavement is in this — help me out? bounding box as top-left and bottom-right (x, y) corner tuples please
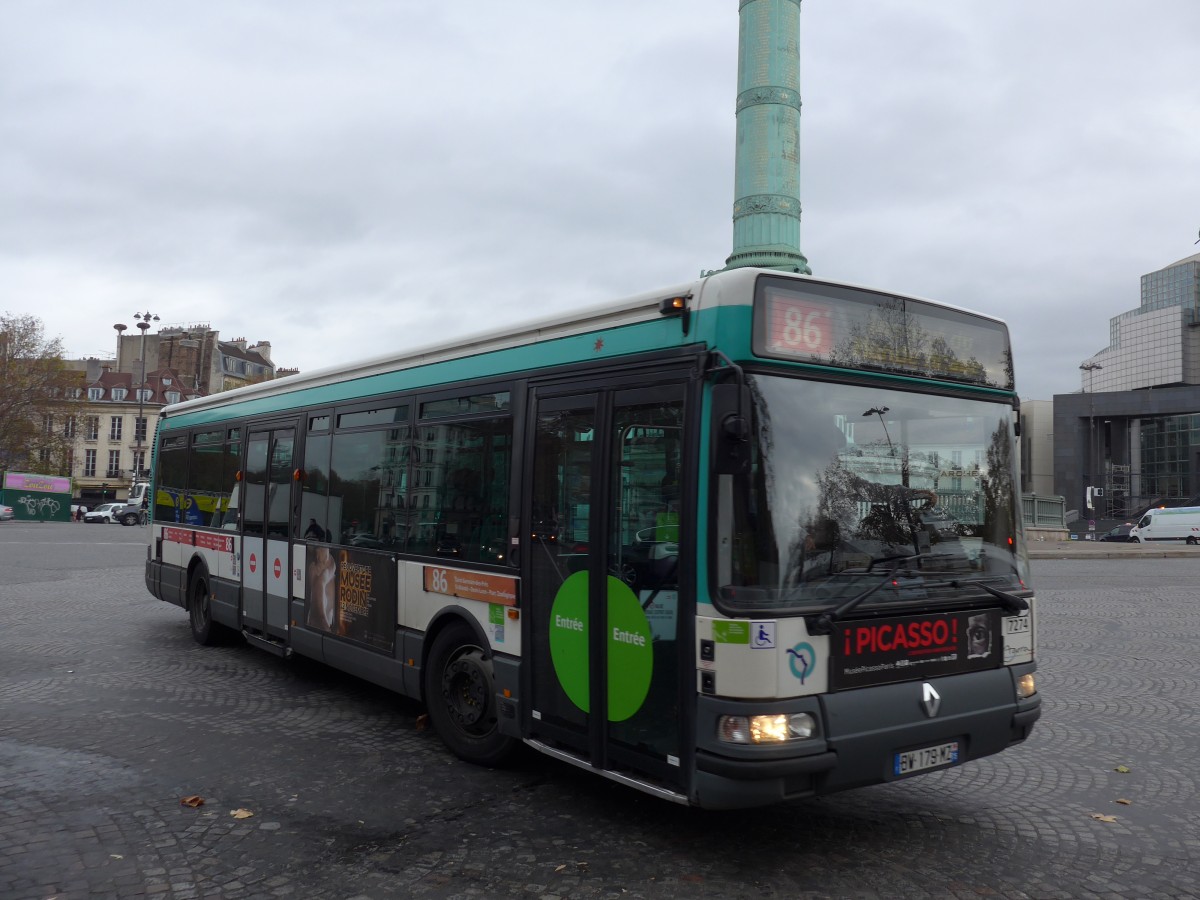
(1, 524), (1198, 898)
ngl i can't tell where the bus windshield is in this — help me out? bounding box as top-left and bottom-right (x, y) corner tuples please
(715, 374), (1026, 614)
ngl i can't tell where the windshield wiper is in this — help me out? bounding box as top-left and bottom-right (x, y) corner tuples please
(807, 554), (932, 635)
(911, 576), (1029, 612)
(867, 552), (931, 572)
(955, 579), (1029, 613)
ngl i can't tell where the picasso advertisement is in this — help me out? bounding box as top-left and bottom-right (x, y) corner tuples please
(830, 609), (1001, 691)
(305, 545), (396, 651)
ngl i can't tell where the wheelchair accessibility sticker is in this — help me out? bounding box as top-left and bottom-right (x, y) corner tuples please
(787, 642), (817, 683)
(750, 621), (776, 649)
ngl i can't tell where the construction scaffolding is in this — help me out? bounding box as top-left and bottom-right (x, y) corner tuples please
(1105, 463), (1130, 518)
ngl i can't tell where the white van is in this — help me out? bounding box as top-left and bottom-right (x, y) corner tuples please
(1129, 506), (1200, 544)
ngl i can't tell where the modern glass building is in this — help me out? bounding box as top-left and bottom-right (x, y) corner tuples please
(1054, 253), (1200, 518)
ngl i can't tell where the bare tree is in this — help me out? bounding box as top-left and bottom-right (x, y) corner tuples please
(0, 313), (82, 476)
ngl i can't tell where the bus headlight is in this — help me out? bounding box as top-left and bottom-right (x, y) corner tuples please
(1016, 673), (1036, 699)
(718, 713), (816, 744)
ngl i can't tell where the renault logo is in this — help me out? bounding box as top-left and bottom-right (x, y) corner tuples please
(921, 683), (942, 718)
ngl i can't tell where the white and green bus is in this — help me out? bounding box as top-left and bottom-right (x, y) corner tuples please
(144, 267), (1040, 808)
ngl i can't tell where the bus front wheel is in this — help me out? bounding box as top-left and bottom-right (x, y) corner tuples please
(423, 620), (518, 767)
(188, 572), (221, 646)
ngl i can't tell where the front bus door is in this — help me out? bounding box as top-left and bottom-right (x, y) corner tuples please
(526, 382), (686, 793)
(241, 425), (296, 640)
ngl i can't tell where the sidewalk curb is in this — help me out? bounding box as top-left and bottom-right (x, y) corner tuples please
(1028, 542), (1199, 560)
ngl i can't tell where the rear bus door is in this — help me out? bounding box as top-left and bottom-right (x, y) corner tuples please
(241, 424), (297, 638)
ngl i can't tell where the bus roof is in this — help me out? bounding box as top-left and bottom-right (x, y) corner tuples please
(160, 267), (1010, 420)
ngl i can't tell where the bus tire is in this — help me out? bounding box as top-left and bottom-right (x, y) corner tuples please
(423, 620), (518, 767)
(1188, 536), (1198, 545)
(188, 571), (221, 646)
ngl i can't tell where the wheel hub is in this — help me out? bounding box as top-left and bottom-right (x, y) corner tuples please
(443, 655), (489, 728)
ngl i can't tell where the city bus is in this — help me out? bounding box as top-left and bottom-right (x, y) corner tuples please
(143, 267), (1040, 809)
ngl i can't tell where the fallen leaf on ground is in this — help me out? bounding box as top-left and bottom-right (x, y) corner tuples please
(415, 714), (429, 731)
(1090, 813), (1118, 822)
(1114, 765), (1131, 774)
(230, 808), (255, 819)
(554, 864), (567, 873)
(1115, 798), (1132, 805)
(180, 796), (205, 808)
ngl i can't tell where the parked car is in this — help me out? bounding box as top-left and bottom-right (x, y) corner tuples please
(85, 504), (128, 525)
(1099, 523), (1134, 542)
(0, 504), (13, 521)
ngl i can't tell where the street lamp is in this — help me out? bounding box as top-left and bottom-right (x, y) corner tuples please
(114, 312), (159, 485)
(863, 406), (893, 453)
(1079, 363), (1103, 512)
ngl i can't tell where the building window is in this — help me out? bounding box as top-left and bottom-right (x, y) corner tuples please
(109, 416), (123, 441)
(112, 387), (128, 401)
(88, 387), (103, 401)
(135, 417), (148, 442)
(64, 416), (77, 439)
(138, 388), (154, 402)
(84, 449), (97, 477)
(39, 448), (51, 465)
(86, 416), (100, 441)
(107, 450), (121, 478)
(165, 391), (181, 405)
(132, 451), (146, 479)
(42, 414), (53, 434)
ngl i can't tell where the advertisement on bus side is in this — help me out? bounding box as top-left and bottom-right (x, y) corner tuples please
(830, 609), (1001, 690)
(305, 545), (396, 651)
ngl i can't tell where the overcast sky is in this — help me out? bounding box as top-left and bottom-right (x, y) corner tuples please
(2, 1), (1197, 400)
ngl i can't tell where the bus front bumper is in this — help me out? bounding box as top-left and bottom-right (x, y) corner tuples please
(691, 665), (1040, 809)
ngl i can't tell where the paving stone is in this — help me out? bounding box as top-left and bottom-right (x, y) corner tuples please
(1, 525), (1198, 897)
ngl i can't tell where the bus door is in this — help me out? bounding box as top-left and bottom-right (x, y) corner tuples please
(526, 383), (686, 789)
(241, 425), (297, 639)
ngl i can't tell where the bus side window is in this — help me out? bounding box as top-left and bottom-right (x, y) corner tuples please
(408, 418), (511, 563)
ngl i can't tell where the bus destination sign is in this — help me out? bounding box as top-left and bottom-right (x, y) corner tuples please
(754, 277), (1013, 390)
(830, 609), (1001, 691)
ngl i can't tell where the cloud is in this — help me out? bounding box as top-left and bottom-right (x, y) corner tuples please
(1, 0), (1197, 401)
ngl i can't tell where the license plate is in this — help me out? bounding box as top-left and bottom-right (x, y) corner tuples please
(894, 741), (960, 776)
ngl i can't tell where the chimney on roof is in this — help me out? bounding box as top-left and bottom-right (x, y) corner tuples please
(249, 341), (271, 361)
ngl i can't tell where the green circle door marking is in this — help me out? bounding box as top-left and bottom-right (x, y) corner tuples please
(548, 571), (654, 721)
(549, 571), (591, 712)
(604, 575), (653, 721)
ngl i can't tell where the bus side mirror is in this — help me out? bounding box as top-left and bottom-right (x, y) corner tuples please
(712, 383), (751, 475)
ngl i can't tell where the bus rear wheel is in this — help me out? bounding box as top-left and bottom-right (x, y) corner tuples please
(423, 620), (518, 767)
(1188, 536), (1198, 545)
(188, 572), (222, 646)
